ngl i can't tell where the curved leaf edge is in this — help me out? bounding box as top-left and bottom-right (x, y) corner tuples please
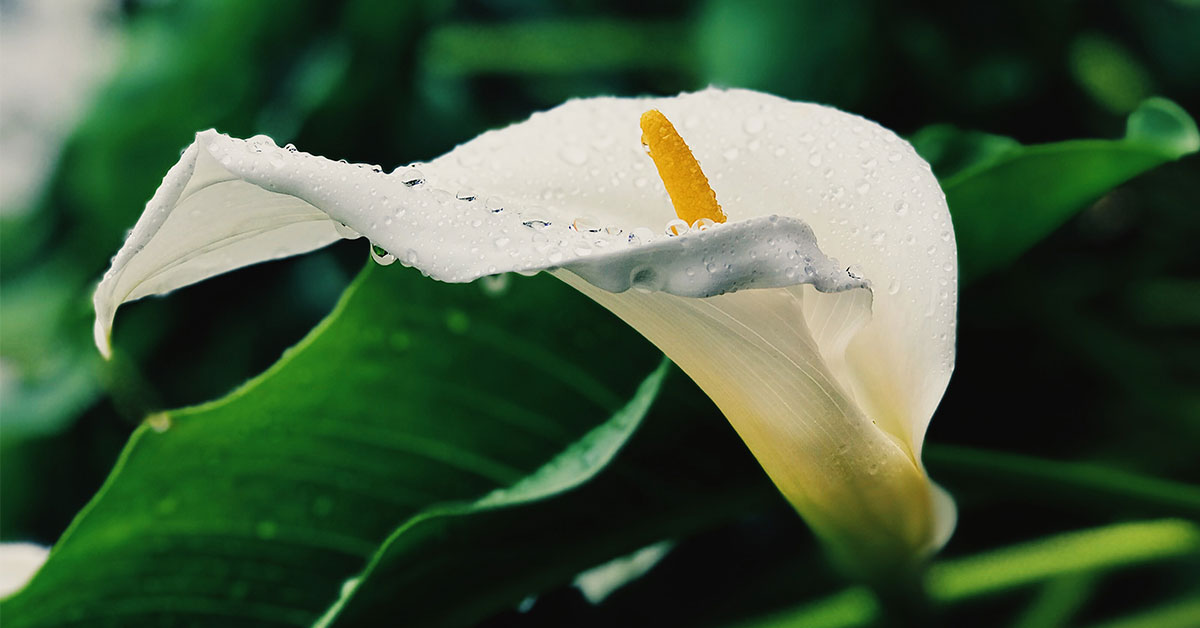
(941, 97), (1198, 190)
(312, 357), (672, 628)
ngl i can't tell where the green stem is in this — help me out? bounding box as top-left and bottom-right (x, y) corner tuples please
(926, 444), (1200, 518)
(731, 519), (1200, 628)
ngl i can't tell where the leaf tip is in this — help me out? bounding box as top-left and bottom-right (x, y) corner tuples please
(1126, 97), (1200, 157)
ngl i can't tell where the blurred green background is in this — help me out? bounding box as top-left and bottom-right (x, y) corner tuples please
(1, 0), (1198, 626)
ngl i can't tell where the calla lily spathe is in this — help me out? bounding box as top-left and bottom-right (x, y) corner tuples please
(93, 88), (957, 573)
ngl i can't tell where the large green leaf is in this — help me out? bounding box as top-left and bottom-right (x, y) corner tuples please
(911, 98), (1199, 282)
(318, 371), (772, 627)
(0, 264), (678, 627)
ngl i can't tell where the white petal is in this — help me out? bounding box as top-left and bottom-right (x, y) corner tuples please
(556, 271), (953, 566)
(92, 88), (959, 566)
(0, 542), (49, 597)
(431, 87), (957, 456)
(92, 138), (344, 357)
(93, 94), (883, 355)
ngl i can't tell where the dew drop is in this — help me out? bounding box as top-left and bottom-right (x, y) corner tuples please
(479, 273), (510, 297)
(691, 217), (716, 231)
(485, 196), (505, 213)
(146, 413), (171, 433)
(893, 200), (909, 216)
(523, 219), (551, 231)
(627, 227), (654, 246)
(399, 168), (425, 187)
(808, 153), (823, 167)
(335, 222), (361, 239)
(723, 147), (740, 161)
(370, 244), (396, 266)
(665, 219), (689, 236)
(571, 216), (602, 233)
(743, 116), (765, 134)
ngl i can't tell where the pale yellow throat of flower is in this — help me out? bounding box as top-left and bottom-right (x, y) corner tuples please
(639, 109), (728, 227)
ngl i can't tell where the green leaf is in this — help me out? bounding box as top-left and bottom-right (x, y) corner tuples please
(731, 519), (1200, 628)
(423, 19), (692, 77)
(926, 444), (1200, 519)
(1081, 596), (1200, 628)
(912, 98), (1198, 282)
(313, 358), (680, 626)
(1, 264), (674, 627)
(318, 370), (770, 627)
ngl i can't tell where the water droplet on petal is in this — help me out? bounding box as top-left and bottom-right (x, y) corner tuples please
(665, 219), (689, 236)
(628, 227), (654, 245)
(485, 196), (505, 213)
(691, 217), (716, 231)
(523, 219), (551, 230)
(479, 273), (510, 296)
(893, 200), (909, 216)
(371, 244), (396, 266)
(399, 168), (425, 187)
(571, 216), (602, 233)
(335, 222), (361, 239)
(743, 116), (765, 134)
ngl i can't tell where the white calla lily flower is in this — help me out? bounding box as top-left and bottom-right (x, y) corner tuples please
(94, 88), (957, 573)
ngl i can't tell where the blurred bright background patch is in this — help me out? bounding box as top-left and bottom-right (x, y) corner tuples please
(1, 1), (1197, 627)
